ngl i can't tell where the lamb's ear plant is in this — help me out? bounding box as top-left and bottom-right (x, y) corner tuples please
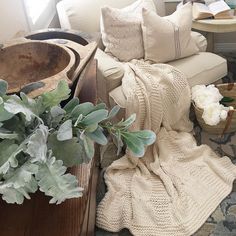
(0, 79), (156, 204)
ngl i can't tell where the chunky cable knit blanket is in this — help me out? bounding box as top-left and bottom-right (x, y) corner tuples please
(96, 61), (236, 236)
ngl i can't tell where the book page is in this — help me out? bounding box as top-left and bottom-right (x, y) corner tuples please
(194, 2), (212, 13)
(214, 9), (235, 18)
(192, 3), (213, 19)
(208, 0), (230, 16)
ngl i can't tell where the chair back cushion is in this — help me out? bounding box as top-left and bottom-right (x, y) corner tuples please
(57, 0), (166, 33)
(101, 0), (156, 61)
(142, 3), (199, 63)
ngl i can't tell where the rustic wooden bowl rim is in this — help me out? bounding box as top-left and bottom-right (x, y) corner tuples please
(1, 40), (76, 94)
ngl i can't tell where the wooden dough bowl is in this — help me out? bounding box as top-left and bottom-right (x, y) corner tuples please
(0, 41), (77, 97)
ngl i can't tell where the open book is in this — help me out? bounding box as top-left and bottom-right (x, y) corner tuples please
(193, 0), (233, 20)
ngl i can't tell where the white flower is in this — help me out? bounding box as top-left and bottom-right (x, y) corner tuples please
(192, 84), (233, 126)
(229, 106), (234, 110)
(191, 84), (223, 109)
(220, 110), (228, 120)
(202, 103), (226, 126)
(191, 85), (206, 99)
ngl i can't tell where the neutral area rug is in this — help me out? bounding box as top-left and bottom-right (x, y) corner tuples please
(96, 52), (236, 236)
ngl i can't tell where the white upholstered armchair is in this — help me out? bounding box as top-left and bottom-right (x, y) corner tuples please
(57, 0), (227, 114)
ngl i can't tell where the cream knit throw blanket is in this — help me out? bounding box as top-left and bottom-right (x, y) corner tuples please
(97, 61), (236, 236)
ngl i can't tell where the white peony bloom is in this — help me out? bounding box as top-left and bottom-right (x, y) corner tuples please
(202, 103), (226, 126)
(191, 84), (223, 109)
(220, 110), (228, 120)
(192, 84), (233, 126)
(192, 85), (223, 109)
(191, 85), (206, 100)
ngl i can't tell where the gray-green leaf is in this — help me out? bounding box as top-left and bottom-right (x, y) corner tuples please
(50, 106), (66, 127)
(63, 97), (80, 113)
(80, 133), (94, 159)
(0, 103), (14, 122)
(0, 177), (37, 204)
(4, 94), (39, 122)
(26, 125), (48, 163)
(122, 132), (145, 157)
(131, 130), (156, 145)
(48, 133), (85, 167)
(81, 109), (108, 126)
(120, 114), (136, 128)
(0, 140), (21, 175)
(0, 128), (18, 140)
(41, 80), (71, 108)
(86, 127), (107, 145)
(0, 80), (8, 96)
(107, 105), (120, 120)
(3, 161), (38, 188)
(71, 102), (94, 119)
(57, 120), (72, 141)
(50, 106), (66, 118)
(36, 155), (83, 204)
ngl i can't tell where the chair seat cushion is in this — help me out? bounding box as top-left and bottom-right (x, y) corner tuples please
(168, 52), (227, 87)
(109, 52), (227, 116)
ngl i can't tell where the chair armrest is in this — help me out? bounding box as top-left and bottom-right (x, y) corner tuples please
(94, 49), (124, 106)
(191, 31), (207, 52)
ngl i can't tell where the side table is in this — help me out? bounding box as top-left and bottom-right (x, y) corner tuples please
(192, 18), (236, 52)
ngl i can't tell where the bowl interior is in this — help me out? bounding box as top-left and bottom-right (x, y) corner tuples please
(0, 41), (72, 92)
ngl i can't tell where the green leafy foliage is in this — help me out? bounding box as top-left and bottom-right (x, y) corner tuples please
(86, 127), (107, 145)
(3, 162), (38, 188)
(26, 125), (48, 163)
(220, 96), (235, 105)
(0, 128), (18, 140)
(36, 155), (83, 204)
(63, 97), (80, 113)
(4, 93), (41, 122)
(0, 140), (20, 175)
(131, 130), (157, 146)
(0, 178), (38, 204)
(0, 79), (7, 96)
(0, 103), (15, 122)
(41, 80), (70, 108)
(48, 133), (86, 167)
(0, 80), (156, 205)
(57, 120), (73, 141)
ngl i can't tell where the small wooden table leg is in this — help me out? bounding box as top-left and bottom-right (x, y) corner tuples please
(206, 32), (214, 52)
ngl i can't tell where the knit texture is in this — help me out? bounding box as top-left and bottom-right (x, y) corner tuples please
(96, 61), (236, 236)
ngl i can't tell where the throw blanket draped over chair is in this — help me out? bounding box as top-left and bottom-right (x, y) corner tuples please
(96, 61), (236, 236)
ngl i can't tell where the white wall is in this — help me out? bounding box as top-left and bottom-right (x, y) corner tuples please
(0, 0), (29, 43)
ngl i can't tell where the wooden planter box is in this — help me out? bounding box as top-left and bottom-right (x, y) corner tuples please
(0, 37), (99, 235)
(0, 157), (99, 236)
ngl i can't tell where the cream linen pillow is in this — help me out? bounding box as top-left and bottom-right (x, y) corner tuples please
(142, 2), (199, 63)
(101, 0), (156, 62)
